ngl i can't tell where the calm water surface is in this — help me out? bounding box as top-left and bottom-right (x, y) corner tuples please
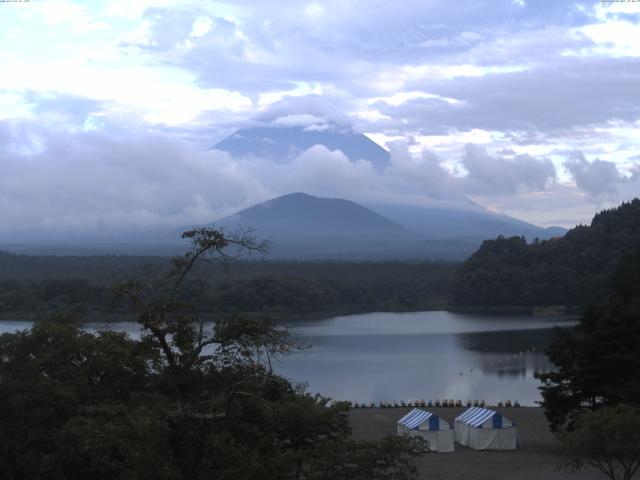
(0, 311), (577, 406)
(278, 311), (577, 406)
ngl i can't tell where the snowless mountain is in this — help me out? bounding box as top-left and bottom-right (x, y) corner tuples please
(220, 192), (405, 238)
(217, 193), (565, 260)
(368, 202), (565, 241)
(217, 193), (419, 259)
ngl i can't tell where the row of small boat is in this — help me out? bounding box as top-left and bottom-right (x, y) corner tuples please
(349, 399), (522, 408)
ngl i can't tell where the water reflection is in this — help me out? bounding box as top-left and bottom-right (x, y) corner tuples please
(0, 312), (577, 406)
(455, 328), (561, 379)
(276, 312), (576, 405)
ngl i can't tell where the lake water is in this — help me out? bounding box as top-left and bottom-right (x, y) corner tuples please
(278, 311), (577, 406)
(0, 311), (577, 406)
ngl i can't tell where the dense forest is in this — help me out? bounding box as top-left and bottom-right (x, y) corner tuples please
(450, 199), (640, 308)
(0, 229), (425, 480)
(0, 254), (456, 320)
(538, 246), (640, 429)
(5, 198), (639, 317)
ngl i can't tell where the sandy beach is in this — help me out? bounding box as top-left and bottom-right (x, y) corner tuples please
(349, 407), (608, 480)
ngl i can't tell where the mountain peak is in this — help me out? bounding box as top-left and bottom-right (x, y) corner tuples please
(215, 126), (390, 169)
(219, 193), (406, 241)
(214, 99), (390, 169)
(264, 192), (316, 204)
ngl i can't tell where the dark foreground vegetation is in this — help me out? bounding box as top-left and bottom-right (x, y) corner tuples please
(0, 251), (456, 320)
(537, 247), (640, 480)
(0, 229), (426, 480)
(450, 199), (640, 308)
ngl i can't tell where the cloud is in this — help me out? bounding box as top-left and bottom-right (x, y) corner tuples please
(1, 116), (636, 238)
(564, 151), (630, 197)
(255, 96), (351, 128)
(0, 0), (639, 231)
(462, 144), (556, 194)
(470, 184), (596, 228)
(272, 114), (327, 129)
(0, 120), (270, 236)
(0, 119), (461, 237)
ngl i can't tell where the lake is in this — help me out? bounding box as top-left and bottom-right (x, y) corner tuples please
(0, 311), (577, 406)
(279, 311), (577, 406)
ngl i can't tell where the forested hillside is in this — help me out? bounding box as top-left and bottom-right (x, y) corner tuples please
(0, 255), (456, 319)
(450, 199), (640, 308)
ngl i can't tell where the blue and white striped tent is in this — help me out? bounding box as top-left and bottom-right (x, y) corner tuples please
(454, 407), (518, 450)
(397, 409), (454, 452)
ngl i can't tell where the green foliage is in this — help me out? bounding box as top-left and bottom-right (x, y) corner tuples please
(538, 247), (640, 430)
(0, 257), (456, 318)
(450, 199), (640, 307)
(560, 406), (640, 480)
(304, 436), (427, 480)
(0, 319), (160, 479)
(0, 229), (425, 480)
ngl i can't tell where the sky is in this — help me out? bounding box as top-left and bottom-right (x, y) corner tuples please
(0, 0), (639, 237)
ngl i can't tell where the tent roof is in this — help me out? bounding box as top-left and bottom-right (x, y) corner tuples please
(397, 408), (435, 430)
(455, 407), (504, 428)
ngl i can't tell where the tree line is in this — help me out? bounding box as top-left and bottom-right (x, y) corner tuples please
(0, 257), (456, 319)
(450, 199), (640, 308)
(539, 246), (640, 480)
(0, 228), (427, 480)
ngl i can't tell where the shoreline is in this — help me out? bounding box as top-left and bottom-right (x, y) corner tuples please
(350, 407), (601, 479)
(0, 305), (579, 323)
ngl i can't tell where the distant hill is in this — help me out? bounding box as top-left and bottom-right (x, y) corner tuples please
(217, 192), (420, 258)
(220, 192), (404, 236)
(215, 126), (390, 169)
(215, 193), (566, 260)
(449, 198), (640, 308)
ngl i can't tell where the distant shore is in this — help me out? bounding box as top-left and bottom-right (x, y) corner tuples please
(0, 304), (580, 323)
(448, 305), (581, 316)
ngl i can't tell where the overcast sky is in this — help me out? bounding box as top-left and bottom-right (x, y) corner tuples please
(0, 0), (639, 236)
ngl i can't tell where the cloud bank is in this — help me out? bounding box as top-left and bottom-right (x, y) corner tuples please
(3, 114), (638, 238)
(0, 0), (639, 232)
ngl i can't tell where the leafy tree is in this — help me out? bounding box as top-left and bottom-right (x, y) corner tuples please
(0, 251), (457, 319)
(560, 406), (640, 480)
(305, 436), (426, 480)
(0, 317), (160, 479)
(116, 227), (270, 374)
(0, 228), (426, 480)
(538, 247), (640, 430)
(450, 198), (640, 308)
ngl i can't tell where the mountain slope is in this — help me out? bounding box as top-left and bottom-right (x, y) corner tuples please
(449, 198), (640, 308)
(221, 192), (403, 236)
(217, 192), (569, 260)
(369, 203), (565, 241)
(215, 126), (390, 169)
(217, 193), (420, 258)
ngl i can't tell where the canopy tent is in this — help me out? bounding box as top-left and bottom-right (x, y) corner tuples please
(397, 408), (454, 452)
(454, 407), (518, 450)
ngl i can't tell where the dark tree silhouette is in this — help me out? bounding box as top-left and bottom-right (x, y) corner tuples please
(538, 248), (640, 430)
(0, 228), (426, 480)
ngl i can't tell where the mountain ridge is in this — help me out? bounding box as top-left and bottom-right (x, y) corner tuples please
(217, 192), (565, 260)
(449, 198), (640, 307)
